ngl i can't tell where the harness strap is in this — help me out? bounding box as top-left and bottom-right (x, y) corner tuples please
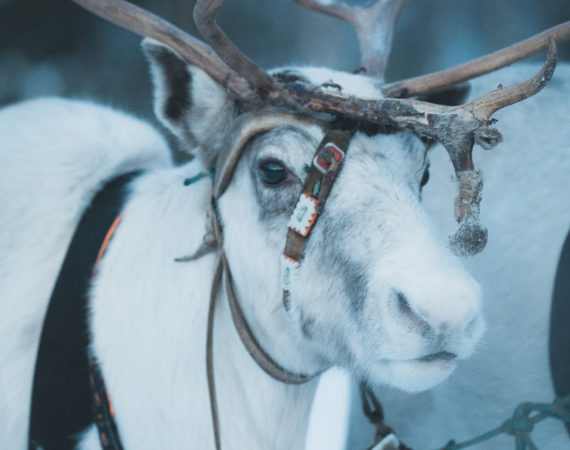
(89, 215), (125, 450)
(282, 130), (352, 298)
(211, 206), (313, 384)
(206, 258), (224, 450)
(28, 172), (137, 450)
(360, 383), (412, 450)
(206, 205), (316, 450)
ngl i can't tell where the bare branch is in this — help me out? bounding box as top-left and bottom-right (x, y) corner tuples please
(294, 0), (408, 79)
(71, 0), (255, 100)
(193, 0), (273, 95)
(70, 0), (561, 258)
(383, 21), (570, 98)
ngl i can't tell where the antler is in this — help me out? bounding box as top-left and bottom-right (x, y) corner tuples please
(294, 0), (408, 79)
(193, 0), (272, 95)
(383, 20), (570, 98)
(71, 0), (258, 101)
(70, 0), (568, 255)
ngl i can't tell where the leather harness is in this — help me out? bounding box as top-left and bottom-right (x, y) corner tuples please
(28, 172), (138, 450)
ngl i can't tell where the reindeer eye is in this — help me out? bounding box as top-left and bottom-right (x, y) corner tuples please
(420, 166), (430, 188)
(260, 161), (288, 186)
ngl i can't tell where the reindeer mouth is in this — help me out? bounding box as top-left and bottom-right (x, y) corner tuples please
(417, 351), (457, 362)
(370, 352), (459, 392)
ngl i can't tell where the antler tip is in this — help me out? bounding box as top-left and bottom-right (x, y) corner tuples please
(449, 219), (488, 257)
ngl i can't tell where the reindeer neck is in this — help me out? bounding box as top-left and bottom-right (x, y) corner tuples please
(213, 279), (319, 449)
(87, 163), (318, 449)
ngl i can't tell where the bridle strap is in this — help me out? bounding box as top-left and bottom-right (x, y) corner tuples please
(206, 257), (223, 450)
(282, 130), (352, 295)
(205, 208), (313, 450)
(208, 203), (314, 384)
(205, 127), (353, 450)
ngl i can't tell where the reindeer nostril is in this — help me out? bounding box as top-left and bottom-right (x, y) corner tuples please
(465, 315), (479, 338)
(396, 291), (433, 337)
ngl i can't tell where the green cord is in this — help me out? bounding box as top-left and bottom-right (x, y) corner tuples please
(440, 395), (570, 450)
(183, 170), (216, 186)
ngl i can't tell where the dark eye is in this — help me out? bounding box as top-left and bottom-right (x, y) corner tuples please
(260, 160), (288, 186)
(420, 166), (430, 188)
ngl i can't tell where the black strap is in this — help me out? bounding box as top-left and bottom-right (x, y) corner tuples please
(360, 382), (413, 450)
(28, 172), (139, 450)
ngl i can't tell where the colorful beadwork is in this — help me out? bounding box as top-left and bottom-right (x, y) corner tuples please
(288, 193), (318, 237)
(281, 254), (300, 291)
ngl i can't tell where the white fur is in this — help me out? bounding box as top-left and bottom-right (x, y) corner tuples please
(0, 98), (171, 448)
(1, 60), (487, 449)
(347, 63), (570, 449)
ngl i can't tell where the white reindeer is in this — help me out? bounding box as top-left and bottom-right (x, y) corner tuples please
(0, 61), (482, 450)
(0, 0), (567, 449)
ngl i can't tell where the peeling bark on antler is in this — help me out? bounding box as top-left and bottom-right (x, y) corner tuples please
(443, 39), (557, 256)
(70, 0), (567, 256)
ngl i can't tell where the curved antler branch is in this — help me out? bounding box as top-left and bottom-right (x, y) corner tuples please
(383, 21), (570, 98)
(465, 38), (558, 122)
(444, 40), (558, 257)
(71, 0), (562, 257)
(193, 0), (273, 95)
(294, 0), (408, 79)
(71, 0), (256, 100)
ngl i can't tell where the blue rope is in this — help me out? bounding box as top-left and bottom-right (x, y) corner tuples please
(440, 395), (570, 449)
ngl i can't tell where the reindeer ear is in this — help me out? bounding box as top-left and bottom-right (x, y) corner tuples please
(142, 38), (237, 168)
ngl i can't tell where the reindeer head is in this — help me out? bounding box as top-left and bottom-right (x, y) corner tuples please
(139, 39), (483, 390)
(73, 0), (564, 394)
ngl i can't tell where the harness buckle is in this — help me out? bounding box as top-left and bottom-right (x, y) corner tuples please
(313, 142), (345, 174)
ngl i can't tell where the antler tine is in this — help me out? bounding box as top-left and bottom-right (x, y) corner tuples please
(440, 40), (557, 257)
(383, 20), (570, 98)
(193, 0), (273, 96)
(294, 0), (408, 79)
(71, 0), (257, 101)
(466, 37), (558, 122)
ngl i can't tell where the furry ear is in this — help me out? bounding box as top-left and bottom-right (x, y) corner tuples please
(142, 38), (237, 168)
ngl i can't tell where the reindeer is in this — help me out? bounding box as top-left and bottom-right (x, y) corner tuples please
(0, 1), (568, 449)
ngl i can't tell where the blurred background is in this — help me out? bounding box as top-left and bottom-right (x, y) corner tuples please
(1, 0), (568, 122)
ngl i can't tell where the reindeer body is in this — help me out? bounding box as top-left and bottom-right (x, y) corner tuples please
(0, 98), (170, 448)
(0, 41), (489, 448)
(1, 0), (567, 436)
(349, 62), (570, 449)
(0, 97), (321, 449)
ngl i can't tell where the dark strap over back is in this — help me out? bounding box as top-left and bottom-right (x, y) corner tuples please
(28, 172), (139, 450)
